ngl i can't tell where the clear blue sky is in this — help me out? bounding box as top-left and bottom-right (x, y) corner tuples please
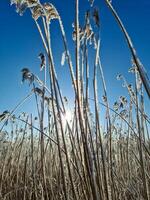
(0, 0), (150, 114)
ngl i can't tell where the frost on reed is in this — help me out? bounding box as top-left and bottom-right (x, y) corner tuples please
(0, 0), (150, 200)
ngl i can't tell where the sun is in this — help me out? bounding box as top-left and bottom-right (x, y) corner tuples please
(61, 109), (73, 127)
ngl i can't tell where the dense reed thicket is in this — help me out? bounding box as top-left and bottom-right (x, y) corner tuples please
(0, 0), (150, 199)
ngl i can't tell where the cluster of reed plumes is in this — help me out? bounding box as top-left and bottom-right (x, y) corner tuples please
(0, 0), (150, 199)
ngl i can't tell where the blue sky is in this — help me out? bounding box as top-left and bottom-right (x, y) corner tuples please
(0, 0), (150, 115)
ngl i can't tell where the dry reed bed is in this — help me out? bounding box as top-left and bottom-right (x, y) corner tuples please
(0, 0), (150, 199)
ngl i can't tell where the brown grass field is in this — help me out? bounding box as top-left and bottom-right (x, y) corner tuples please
(0, 0), (150, 199)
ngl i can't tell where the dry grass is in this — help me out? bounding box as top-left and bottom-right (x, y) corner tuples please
(0, 0), (150, 199)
